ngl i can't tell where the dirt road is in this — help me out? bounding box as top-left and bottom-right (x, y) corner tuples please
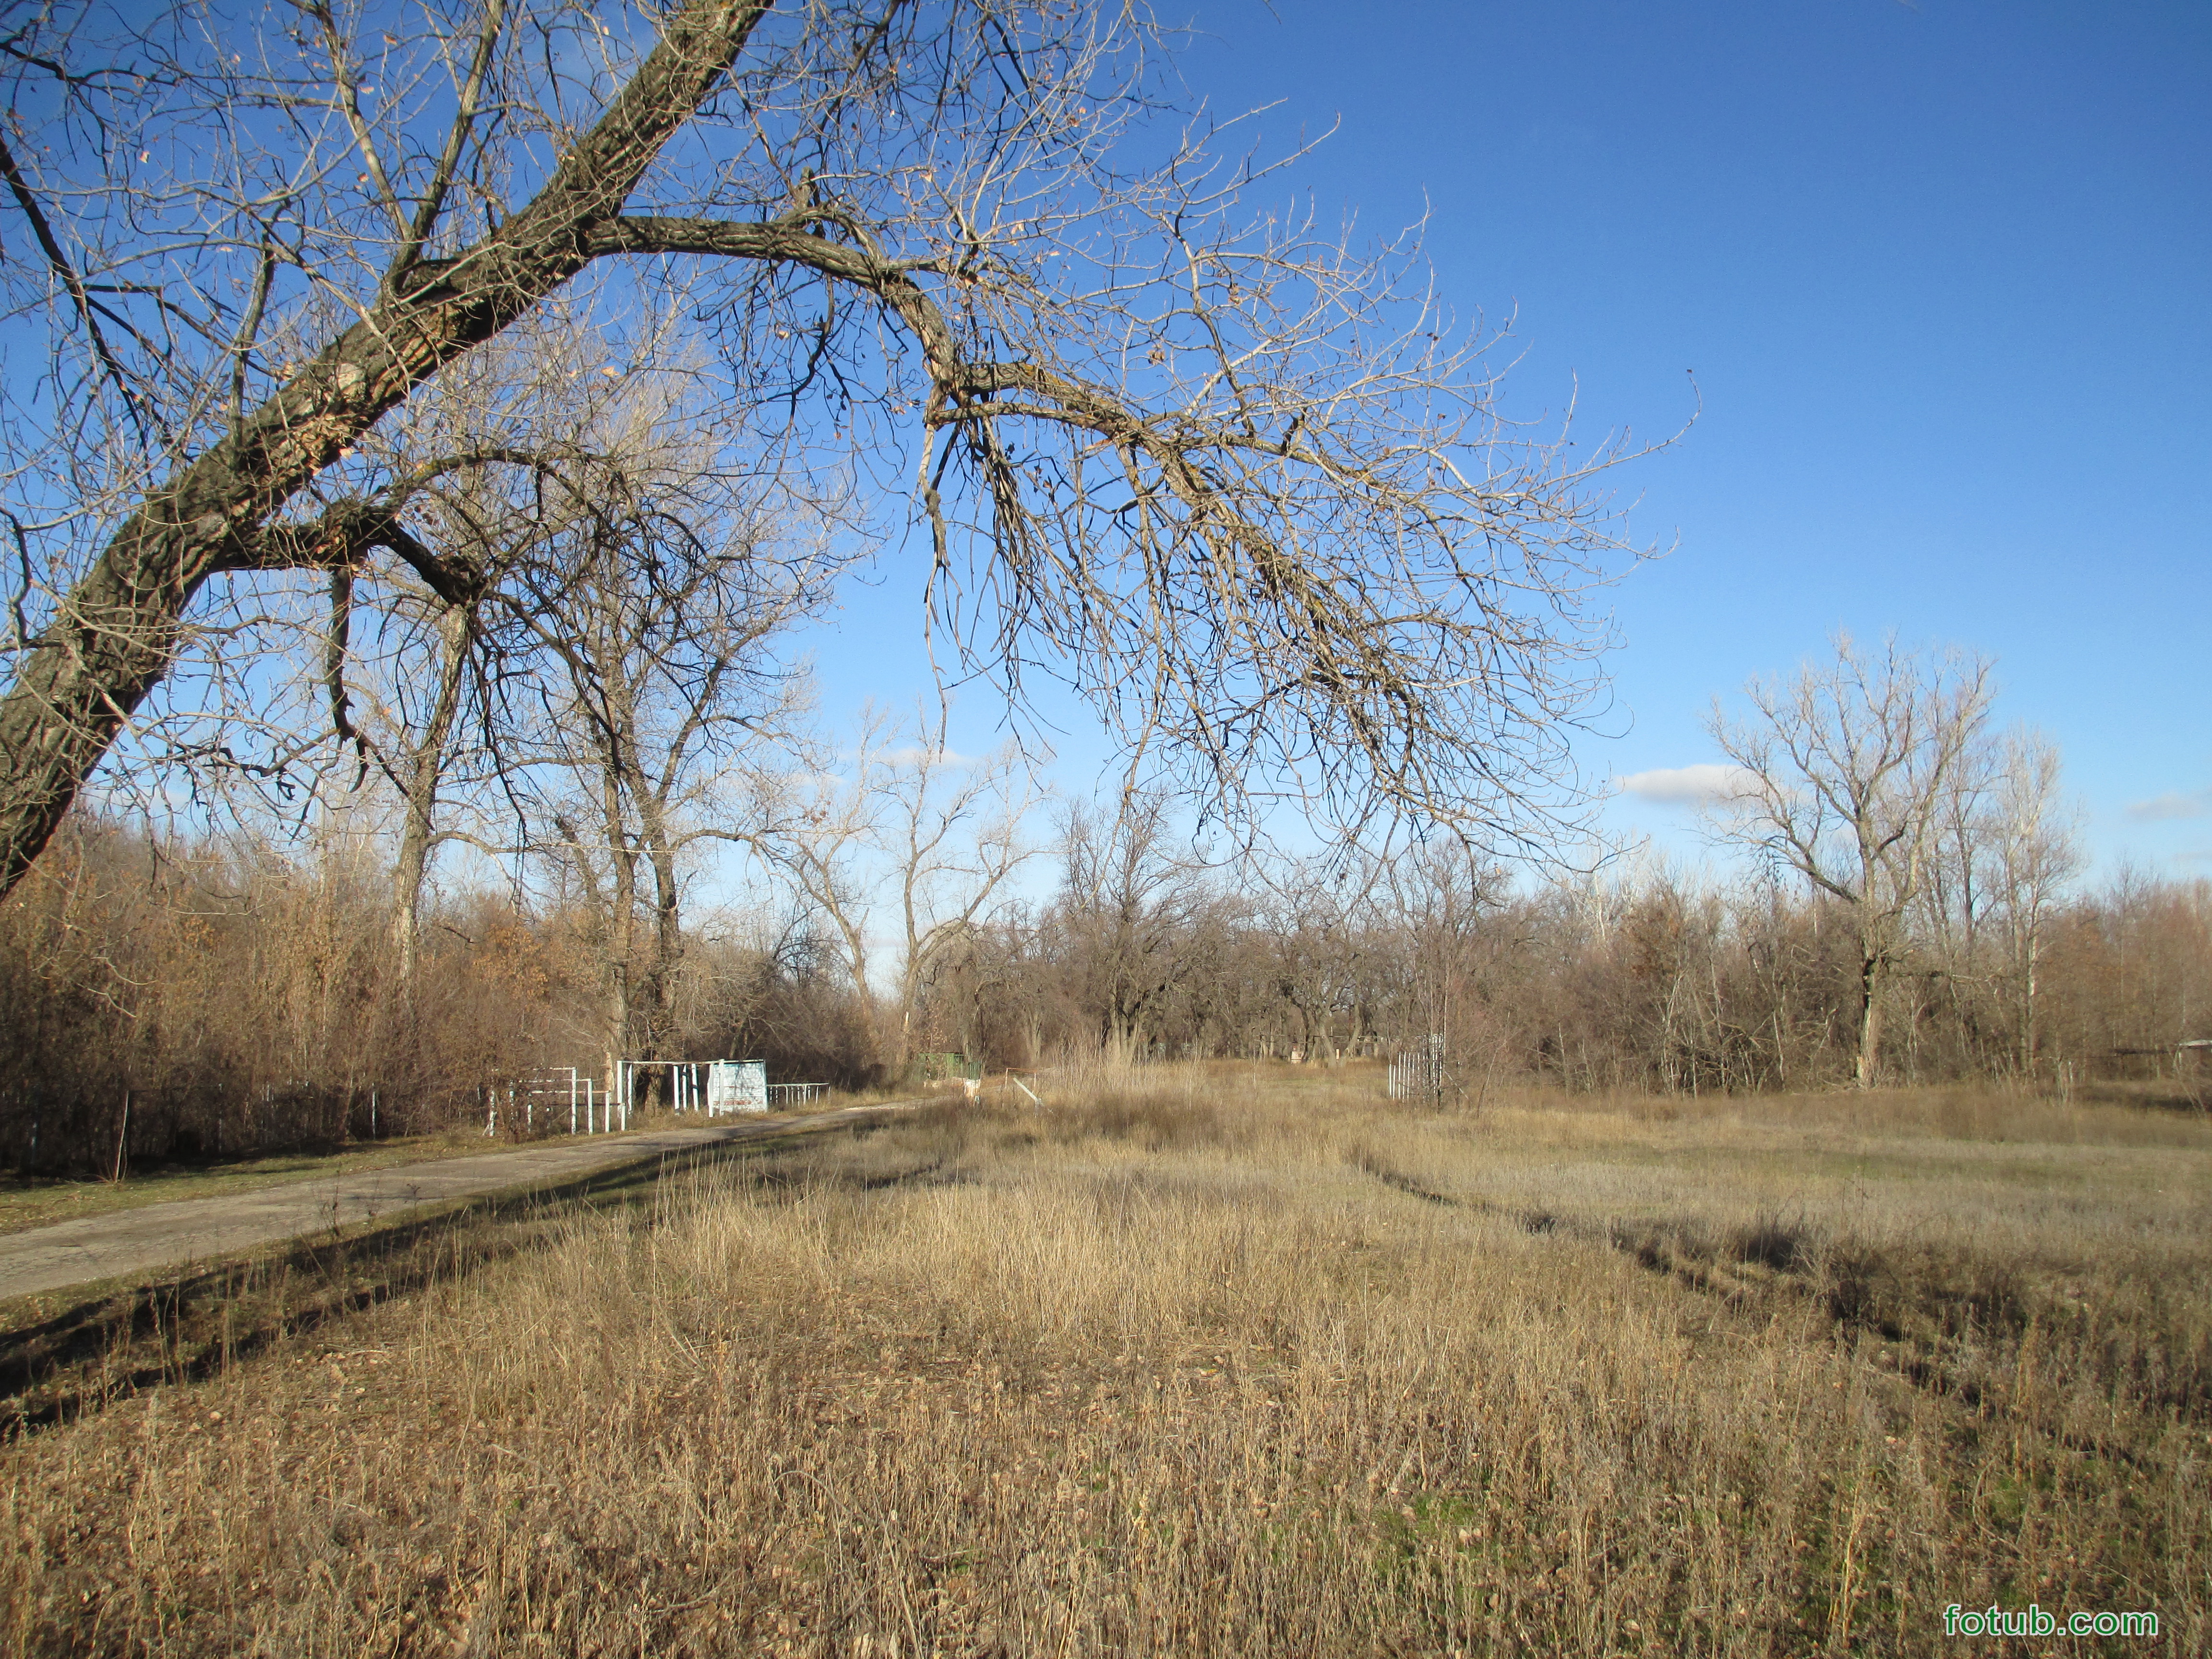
(0, 1104), (907, 1302)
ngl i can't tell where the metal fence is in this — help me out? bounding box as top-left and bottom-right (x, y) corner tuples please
(1386, 1038), (1448, 1103)
(766, 1082), (830, 1108)
(486, 1067), (619, 1137)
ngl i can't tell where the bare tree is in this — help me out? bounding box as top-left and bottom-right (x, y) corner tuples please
(0, 0), (1659, 900)
(758, 703), (1041, 1070)
(1707, 634), (1995, 1089)
(1910, 719), (2084, 1080)
(753, 716), (887, 1041)
(334, 336), (596, 990)
(1987, 728), (2083, 1076)
(1249, 856), (1386, 1061)
(338, 312), (749, 991)
(1375, 840), (1518, 1098)
(877, 721), (1040, 1069)
(1050, 788), (1214, 1061)
(513, 432), (827, 1098)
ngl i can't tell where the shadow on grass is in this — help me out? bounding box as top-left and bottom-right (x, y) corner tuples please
(2078, 1077), (2212, 1116)
(0, 1127), (832, 1439)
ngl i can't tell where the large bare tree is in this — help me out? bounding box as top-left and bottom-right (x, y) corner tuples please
(1707, 634), (1994, 1089)
(330, 319), (622, 989)
(505, 421), (826, 1096)
(0, 0), (1656, 899)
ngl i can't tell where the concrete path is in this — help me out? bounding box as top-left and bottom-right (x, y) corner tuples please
(0, 1104), (909, 1302)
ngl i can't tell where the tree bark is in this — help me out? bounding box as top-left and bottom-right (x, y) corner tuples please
(391, 605), (473, 992)
(1856, 951), (1884, 1089)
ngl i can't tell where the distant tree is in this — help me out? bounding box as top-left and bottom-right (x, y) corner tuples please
(1986, 729), (2083, 1075)
(1050, 790), (1214, 1062)
(757, 703), (1041, 1070)
(1707, 633), (1995, 1088)
(514, 429), (826, 1099)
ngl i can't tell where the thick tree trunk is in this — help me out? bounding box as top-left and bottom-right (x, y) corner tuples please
(0, 0), (770, 896)
(1855, 953), (1883, 1089)
(641, 831), (684, 1064)
(392, 606), (473, 991)
(604, 966), (632, 1112)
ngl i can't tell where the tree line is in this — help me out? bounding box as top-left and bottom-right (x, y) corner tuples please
(4, 721), (2204, 1174)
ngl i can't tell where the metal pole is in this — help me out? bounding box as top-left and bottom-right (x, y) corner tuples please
(570, 1069), (577, 1134)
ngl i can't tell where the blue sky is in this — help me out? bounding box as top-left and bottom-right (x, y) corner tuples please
(810, 0), (2211, 876)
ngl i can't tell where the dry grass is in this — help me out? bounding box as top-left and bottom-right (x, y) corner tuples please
(3, 1066), (2208, 1655)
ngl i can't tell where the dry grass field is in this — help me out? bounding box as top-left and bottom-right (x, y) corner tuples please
(2, 1066), (2207, 1656)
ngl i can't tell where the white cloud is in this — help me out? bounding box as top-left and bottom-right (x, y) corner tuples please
(881, 744), (977, 769)
(1616, 764), (1761, 807)
(2126, 789), (2210, 823)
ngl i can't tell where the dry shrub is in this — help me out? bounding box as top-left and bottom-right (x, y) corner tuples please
(1036, 1088), (1245, 1154)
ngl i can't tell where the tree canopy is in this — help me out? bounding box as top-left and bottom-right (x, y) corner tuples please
(0, 0), (1655, 893)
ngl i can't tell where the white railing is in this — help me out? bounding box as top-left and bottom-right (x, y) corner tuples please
(1386, 1049), (1446, 1102)
(766, 1082), (829, 1107)
(488, 1067), (618, 1137)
